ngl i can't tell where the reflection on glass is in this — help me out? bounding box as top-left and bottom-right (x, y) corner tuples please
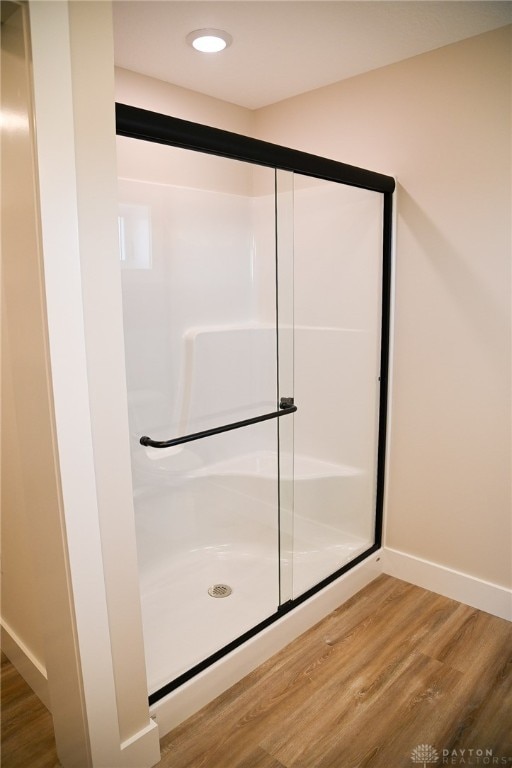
(118, 203), (152, 269)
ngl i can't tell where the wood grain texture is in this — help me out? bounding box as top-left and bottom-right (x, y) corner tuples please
(160, 576), (512, 768)
(2, 575), (511, 767)
(1, 653), (59, 768)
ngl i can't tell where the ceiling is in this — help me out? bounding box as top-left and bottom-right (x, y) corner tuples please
(113, 1), (512, 109)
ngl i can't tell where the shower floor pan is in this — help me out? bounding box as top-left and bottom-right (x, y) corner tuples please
(133, 451), (372, 695)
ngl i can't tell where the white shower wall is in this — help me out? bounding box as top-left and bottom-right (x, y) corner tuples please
(119, 188), (272, 438)
(118, 141), (277, 439)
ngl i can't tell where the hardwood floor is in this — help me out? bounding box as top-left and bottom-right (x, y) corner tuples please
(2, 575), (512, 768)
(1, 652), (60, 768)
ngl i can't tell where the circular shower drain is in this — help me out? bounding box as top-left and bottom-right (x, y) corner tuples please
(208, 584), (232, 598)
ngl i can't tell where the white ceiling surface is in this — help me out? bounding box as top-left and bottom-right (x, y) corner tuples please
(113, 1), (512, 109)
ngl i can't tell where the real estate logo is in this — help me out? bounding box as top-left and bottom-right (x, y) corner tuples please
(410, 745), (512, 765)
(411, 744), (440, 767)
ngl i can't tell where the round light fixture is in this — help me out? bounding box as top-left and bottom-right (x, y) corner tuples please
(186, 28), (232, 53)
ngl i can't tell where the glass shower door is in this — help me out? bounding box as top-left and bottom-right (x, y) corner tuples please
(277, 170), (384, 599)
(117, 138), (293, 695)
(116, 105), (392, 701)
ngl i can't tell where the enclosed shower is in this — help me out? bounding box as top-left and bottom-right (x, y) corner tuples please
(116, 105), (393, 704)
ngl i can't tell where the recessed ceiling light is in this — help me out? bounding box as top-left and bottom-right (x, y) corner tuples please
(186, 29), (232, 53)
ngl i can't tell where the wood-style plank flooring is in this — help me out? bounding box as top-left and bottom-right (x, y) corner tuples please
(1, 652), (60, 768)
(2, 575), (512, 767)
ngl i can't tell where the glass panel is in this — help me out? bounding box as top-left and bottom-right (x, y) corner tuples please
(135, 422), (279, 693)
(117, 138), (278, 442)
(291, 174), (383, 598)
(117, 137), (280, 691)
(276, 170), (295, 605)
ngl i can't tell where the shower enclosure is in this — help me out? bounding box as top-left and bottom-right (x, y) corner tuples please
(116, 105), (394, 704)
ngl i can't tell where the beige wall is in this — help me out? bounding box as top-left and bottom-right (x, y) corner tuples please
(255, 27), (511, 588)
(115, 66), (253, 135)
(1, 4), (47, 672)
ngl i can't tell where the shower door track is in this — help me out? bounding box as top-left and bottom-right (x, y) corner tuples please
(116, 104), (395, 194)
(116, 103), (395, 706)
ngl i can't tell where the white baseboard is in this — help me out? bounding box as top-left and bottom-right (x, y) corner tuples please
(151, 550), (384, 737)
(1, 619), (51, 709)
(382, 547), (512, 622)
(120, 718), (161, 768)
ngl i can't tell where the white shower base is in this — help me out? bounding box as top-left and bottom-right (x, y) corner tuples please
(133, 450), (372, 695)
